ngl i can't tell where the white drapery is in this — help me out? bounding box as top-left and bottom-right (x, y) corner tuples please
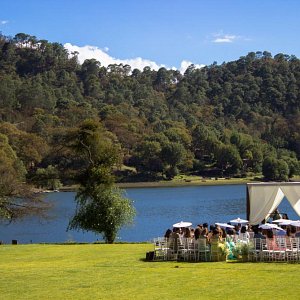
(247, 183), (300, 225)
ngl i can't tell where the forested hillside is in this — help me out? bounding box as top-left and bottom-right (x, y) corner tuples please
(1, 33), (300, 188)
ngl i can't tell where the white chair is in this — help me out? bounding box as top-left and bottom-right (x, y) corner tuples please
(261, 238), (272, 261)
(238, 233), (249, 243)
(178, 237), (189, 261)
(286, 237), (299, 262)
(273, 237), (286, 261)
(166, 237), (179, 260)
(210, 241), (224, 262)
(196, 238), (210, 262)
(184, 238), (196, 261)
(250, 238), (263, 262)
(153, 237), (168, 260)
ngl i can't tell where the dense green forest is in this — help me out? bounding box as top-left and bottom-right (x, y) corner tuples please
(1, 32), (300, 189)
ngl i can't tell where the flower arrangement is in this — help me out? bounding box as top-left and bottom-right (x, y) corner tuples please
(218, 242), (229, 259)
(231, 241), (253, 262)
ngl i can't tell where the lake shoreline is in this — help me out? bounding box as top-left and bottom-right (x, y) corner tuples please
(116, 179), (252, 188)
(59, 178), (257, 191)
(58, 175), (300, 191)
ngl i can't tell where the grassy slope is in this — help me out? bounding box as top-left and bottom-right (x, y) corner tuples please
(117, 176), (258, 188)
(60, 178), (250, 191)
(61, 176), (300, 190)
(1, 244), (300, 300)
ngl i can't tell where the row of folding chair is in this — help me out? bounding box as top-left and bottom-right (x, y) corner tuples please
(153, 237), (300, 262)
(153, 237), (214, 262)
(250, 237), (300, 262)
(182, 238), (211, 262)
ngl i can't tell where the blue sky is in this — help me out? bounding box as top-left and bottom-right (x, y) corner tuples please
(1, 0), (300, 71)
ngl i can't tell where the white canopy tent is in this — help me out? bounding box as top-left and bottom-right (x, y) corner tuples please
(246, 182), (300, 225)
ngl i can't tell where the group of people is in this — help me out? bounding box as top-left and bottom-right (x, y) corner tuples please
(153, 207), (300, 261)
(163, 222), (300, 249)
(150, 217), (300, 262)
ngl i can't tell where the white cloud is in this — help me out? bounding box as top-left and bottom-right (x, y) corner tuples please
(179, 60), (205, 74)
(64, 43), (166, 71)
(0, 20), (8, 25)
(213, 34), (238, 43)
(64, 43), (205, 73)
(210, 30), (251, 44)
(214, 36), (236, 43)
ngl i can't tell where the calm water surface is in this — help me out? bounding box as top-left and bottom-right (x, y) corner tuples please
(0, 185), (298, 243)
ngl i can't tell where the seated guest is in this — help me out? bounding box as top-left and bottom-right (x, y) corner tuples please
(221, 228), (227, 239)
(285, 227), (293, 249)
(194, 227), (201, 240)
(201, 223), (209, 237)
(170, 228), (180, 238)
(207, 225), (215, 241)
(209, 228), (224, 261)
(266, 230), (277, 250)
(197, 224), (203, 231)
(226, 229), (235, 241)
(164, 229), (172, 238)
(216, 226), (224, 242)
(290, 226), (297, 238)
(169, 228), (181, 251)
(184, 227), (192, 239)
(275, 225), (286, 236)
(295, 228), (300, 237)
(285, 227), (295, 250)
(208, 228), (221, 243)
(190, 228), (195, 238)
(235, 224), (241, 235)
(241, 226), (247, 233)
(239, 226), (250, 241)
(233, 228), (239, 241)
(262, 229), (269, 237)
(201, 228), (208, 237)
(253, 227), (266, 239)
(179, 228), (184, 237)
(266, 230), (274, 239)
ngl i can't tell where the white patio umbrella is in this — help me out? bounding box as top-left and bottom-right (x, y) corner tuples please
(290, 221), (300, 227)
(259, 224), (274, 230)
(278, 220), (294, 226)
(259, 223), (285, 231)
(274, 226), (286, 231)
(215, 222), (235, 228)
(230, 217), (249, 224)
(173, 221), (192, 228)
(272, 218), (291, 224)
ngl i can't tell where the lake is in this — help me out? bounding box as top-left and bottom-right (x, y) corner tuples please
(0, 185), (298, 243)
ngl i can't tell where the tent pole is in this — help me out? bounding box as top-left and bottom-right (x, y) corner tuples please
(246, 184), (250, 222)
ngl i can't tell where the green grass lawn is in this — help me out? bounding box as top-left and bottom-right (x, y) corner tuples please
(1, 244), (300, 300)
